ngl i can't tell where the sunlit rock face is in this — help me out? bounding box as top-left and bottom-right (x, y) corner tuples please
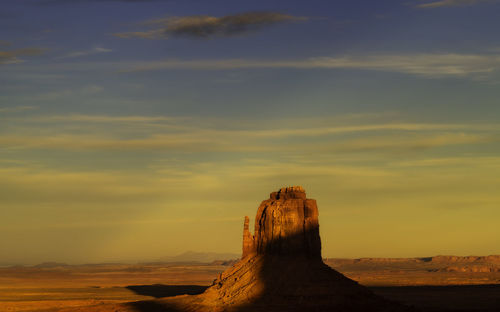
(53, 186), (414, 311)
(243, 186), (321, 258)
(200, 186), (413, 311)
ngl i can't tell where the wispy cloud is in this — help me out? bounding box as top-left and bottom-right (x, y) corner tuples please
(114, 11), (306, 39)
(18, 85), (104, 102)
(31, 114), (181, 123)
(328, 133), (491, 153)
(416, 0), (494, 8)
(12, 52), (500, 79)
(0, 48), (45, 65)
(56, 46), (112, 59)
(394, 156), (500, 167)
(121, 53), (500, 78)
(1, 114), (498, 153)
(8, 113), (500, 132)
(37, 0), (169, 4)
(0, 106), (38, 113)
(0, 40), (11, 46)
(2, 116), (500, 261)
(2, 154), (500, 209)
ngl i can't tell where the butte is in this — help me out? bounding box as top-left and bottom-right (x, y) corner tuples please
(196, 186), (413, 311)
(65, 186), (414, 312)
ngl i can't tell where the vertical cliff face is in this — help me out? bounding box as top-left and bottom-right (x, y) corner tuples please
(199, 186), (412, 311)
(243, 186), (321, 259)
(56, 186), (414, 312)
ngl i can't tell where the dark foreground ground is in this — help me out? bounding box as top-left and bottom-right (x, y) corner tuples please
(123, 284), (500, 312)
(370, 284), (500, 312)
(3, 283), (497, 312)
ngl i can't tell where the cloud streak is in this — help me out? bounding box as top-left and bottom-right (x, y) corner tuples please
(13, 52), (500, 79)
(121, 53), (500, 78)
(0, 48), (45, 65)
(416, 0), (494, 8)
(1, 115), (498, 153)
(56, 47), (112, 59)
(30, 114), (181, 123)
(114, 11), (306, 39)
(7, 113), (500, 131)
(37, 0), (169, 4)
(0, 106), (38, 113)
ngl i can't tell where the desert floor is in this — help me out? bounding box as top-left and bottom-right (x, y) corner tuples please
(1, 257), (499, 312)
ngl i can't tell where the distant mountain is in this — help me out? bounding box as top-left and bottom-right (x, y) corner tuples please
(160, 251), (239, 263)
(33, 262), (69, 268)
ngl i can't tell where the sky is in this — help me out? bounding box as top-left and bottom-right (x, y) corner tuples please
(1, 0), (500, 265)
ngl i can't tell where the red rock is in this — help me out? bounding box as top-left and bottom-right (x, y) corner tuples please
(242, 216), (254, 258)
(199, 186), (414, 311)
(249, 186), (321, 258)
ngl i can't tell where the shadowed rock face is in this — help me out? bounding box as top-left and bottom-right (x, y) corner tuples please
(109, 186), (414, 312)
(243, 186), (320, 258)
(251, 186), (321, 258)
(199, 186), (414, 311)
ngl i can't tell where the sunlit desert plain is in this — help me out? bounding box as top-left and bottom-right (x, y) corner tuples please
(2, 255), (500, 312)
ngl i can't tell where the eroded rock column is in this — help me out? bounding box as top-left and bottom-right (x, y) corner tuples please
(242, 186), (322, 259)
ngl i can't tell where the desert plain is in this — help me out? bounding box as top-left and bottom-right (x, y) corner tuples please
(1, 255), (499, 312)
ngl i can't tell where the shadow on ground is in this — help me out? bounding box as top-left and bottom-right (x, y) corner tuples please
(112, 192), (498, 312)
(370, 284), (500, 312)
(125, 283), (500, 312)
(126, 285), (208, 298)
(128, 300), (185, 312)
(122, 228), (413, 312)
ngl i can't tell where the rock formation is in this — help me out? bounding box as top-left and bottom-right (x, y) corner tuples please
(242, 186), (320, 258)
(242, 216), (254, 259)
(56, 186), (415, 312)
(199, 186), (413, 311)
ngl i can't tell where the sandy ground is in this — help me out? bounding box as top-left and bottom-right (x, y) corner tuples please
(324, 257), (500, 286)
(1, 258), (499, 312)
(0, 263), (222, 312)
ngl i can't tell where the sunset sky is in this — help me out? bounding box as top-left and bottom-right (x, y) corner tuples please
(1, 0), (500, 265)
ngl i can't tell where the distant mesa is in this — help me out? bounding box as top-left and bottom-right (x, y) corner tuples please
(427, 255), (500, 264)
(33, 262), (69, 268)
(159, 251), (239, 263)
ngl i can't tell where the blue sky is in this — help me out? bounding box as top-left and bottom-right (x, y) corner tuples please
(1, 0), (500, 265)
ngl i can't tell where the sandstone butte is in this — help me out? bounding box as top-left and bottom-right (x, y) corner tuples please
(61, 186), (415, 312)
